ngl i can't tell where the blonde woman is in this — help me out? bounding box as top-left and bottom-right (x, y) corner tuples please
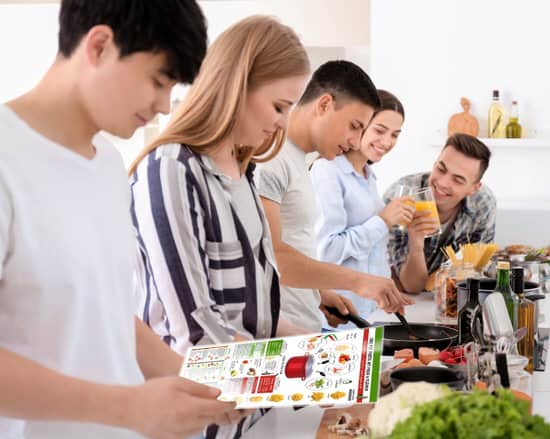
(128, 16), (309, 438)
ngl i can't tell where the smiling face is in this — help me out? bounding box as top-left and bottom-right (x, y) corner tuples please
(311, 95), (375, 160)
(79, 26), (177, 139)
(428, 145), (483, 212)
(359, 110), (404, 163)
(233, 75), (308, 148)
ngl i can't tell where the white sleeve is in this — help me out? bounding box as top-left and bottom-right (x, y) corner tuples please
(0, 176), (12, 279)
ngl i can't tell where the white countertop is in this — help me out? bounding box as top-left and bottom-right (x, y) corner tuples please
(242, 292), (550, 437)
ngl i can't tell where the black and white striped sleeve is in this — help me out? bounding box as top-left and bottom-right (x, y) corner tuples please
(132, 156), (237, 353)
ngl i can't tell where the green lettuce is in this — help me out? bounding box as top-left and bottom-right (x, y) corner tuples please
(389, 389), (550, 438)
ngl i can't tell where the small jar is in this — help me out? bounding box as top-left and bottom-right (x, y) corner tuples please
(436, 262), (478, 324)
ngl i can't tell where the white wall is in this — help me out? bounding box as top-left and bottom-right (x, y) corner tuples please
(2, 1), (548, 244)
(369, 0), (550, 245)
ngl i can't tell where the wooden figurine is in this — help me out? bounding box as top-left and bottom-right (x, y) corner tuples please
(447, 97), (479, 137)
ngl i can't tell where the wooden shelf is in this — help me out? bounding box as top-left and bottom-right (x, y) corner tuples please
(429, 138), (550, 149)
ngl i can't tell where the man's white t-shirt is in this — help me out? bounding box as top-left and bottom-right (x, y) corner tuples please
(257, 141), (322, 333)
(0, 105), (144, 438)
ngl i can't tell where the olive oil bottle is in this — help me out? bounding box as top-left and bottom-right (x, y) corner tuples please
(512, 267), (535, 371)
(506, 100), (522, 138)
(488, 90), (506, 138)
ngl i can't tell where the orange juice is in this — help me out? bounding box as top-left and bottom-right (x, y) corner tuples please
(398, 199), (416, 228)
(415, 200), (440, 222)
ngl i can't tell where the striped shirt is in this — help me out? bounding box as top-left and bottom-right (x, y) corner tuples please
(383, 172), (497, 275)
(130, 143), (280, 439)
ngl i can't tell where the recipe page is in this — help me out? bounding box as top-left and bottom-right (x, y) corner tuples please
(179, 327), (383, 408)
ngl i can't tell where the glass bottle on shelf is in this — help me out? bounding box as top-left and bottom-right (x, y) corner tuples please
(506, 100), (522, 139)
(493, 261), (518, 330)
(488, 89), (506, 138)
(512, 267), (535, 372)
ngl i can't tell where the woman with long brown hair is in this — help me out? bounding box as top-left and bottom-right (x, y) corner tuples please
(129, 15), (309, 438)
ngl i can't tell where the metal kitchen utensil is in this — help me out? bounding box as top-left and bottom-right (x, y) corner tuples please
(496, 336), (512, 354)
(464, 341), (479, 391)
(394, 312), (429, 341)
(495, 352), (510, 388)
(512, 327), (528, 345)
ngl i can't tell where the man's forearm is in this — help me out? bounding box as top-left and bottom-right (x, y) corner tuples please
(135, 317), (182, 379)
(398, 247), (428, 293)
(274, 241), (364, 292)
(0, 348), (135, 429)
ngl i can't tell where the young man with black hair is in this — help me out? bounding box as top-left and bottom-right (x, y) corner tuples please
(258, 61), (411, 334)
(384, 133), (496, 293)
(0, 1), (246, 438)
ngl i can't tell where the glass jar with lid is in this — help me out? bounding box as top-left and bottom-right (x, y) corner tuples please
(436, 261), (479, 324)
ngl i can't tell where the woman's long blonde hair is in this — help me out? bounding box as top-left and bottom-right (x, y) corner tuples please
(128, 15), (310, 175)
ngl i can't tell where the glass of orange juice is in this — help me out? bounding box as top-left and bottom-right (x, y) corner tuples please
(390, 185), (415, 231)
(414, 187), (441, 238)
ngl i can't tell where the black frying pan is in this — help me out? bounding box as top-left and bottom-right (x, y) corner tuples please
(325, 307), (458, 355)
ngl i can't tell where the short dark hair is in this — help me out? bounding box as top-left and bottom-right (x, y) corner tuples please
(375, 89), (405, 120)
(298, 60), (380, 109)
(58, 0), (207, 84)
(444, 133), (491, 180)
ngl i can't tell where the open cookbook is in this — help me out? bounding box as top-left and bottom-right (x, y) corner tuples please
(179, 327), (384, 409)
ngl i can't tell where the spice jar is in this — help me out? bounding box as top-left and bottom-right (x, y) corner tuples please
(436, 262), (478, 324)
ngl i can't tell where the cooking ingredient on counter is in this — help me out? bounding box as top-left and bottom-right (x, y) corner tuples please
(368, 382), (450, 438)
(290, 393), (303, 401)
(389, 389), (550, 438)
(394, 347), (441, 367)
(328, 412), (368, 437)
(393, 349), (413, 362)
(418, 347), (440, 365)
(439, 346), (466, 365)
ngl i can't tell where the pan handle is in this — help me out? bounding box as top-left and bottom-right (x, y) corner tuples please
(324, 307), (372, 328)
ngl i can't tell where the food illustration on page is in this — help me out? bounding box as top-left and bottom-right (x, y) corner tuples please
(179, 328), (384, 409)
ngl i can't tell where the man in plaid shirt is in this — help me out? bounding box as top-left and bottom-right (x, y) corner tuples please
(383, 133), (496, 293)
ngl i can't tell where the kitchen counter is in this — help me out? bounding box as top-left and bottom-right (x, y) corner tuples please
(242, 292), (550, 437)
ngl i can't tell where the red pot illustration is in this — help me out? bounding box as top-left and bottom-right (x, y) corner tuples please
(284, 354), (314, 380)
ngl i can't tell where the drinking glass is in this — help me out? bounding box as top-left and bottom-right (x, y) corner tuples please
(414, 187), (441, 238)
(389, 185), (415, 232)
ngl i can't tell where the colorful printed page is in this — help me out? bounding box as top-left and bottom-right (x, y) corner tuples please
(179, 327), (384, 409)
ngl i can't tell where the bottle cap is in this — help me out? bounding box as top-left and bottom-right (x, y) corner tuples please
(512, 100), (518, 105)
(492, 90), (500, 99)
(497, 261), (510, 270)
(511, 267), (524, 282)
(467, 277), (480, 290)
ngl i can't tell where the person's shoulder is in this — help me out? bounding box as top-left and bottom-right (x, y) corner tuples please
(472, 183), (497, 208)
(397, 171), (428, 187)
(310, 156), (340, 178)
(0, 105), (39, 163)
(384, 172), (427, 196)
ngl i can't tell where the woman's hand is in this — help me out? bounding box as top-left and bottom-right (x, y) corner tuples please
(379, 197), (415, 229)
